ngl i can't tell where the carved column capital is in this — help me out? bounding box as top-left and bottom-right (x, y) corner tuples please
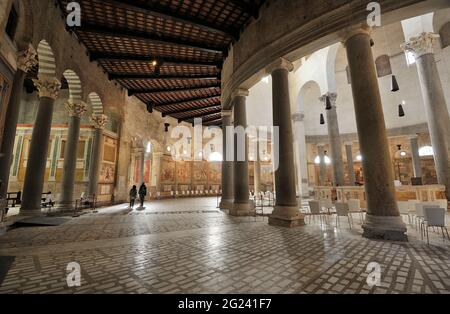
(91, 114), (108, 130)
(266, 57), (294, 74)
(65, 100), (88, 118)
(32, 77), (61, 100)
(319, 92), (337, 107)
(402, 32), (439, 58)
(231, 88), (249, 99)
(17, 44), (38, 73)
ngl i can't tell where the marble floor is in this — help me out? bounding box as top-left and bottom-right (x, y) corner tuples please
(0, 197), (449, 294)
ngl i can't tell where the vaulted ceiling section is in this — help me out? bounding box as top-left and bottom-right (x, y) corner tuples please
(57, 0), (266, 126)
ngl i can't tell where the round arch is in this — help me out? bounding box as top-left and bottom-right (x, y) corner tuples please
(62, 69), (82, 102)
(36, 39), (56, 79)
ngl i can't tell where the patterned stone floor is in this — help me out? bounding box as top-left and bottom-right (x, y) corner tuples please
(0, 197), (449, 294)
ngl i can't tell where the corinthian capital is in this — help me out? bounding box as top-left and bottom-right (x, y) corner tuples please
(17, 44), (38, 73)
(91, 114), (108, 130)
(65, 100), (88, 118)
(319, 92), (337, 105)
(32, 77), (61, 100)
(402, 32), (439, 58)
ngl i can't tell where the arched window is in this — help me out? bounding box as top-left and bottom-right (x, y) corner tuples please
(375, 55), (392, 77)
(419, 146), (434, 157)
(5, 3), (19, 40)
(439, 22), (450, 49)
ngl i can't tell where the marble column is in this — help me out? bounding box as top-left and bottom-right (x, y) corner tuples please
(220, 110), (234, 209)
(20, 77), (61, 215)
(320, 93), (345, 186)
(0, 45), (37, 199)
(231, 89), (251, 216)
(345, 142), (356, 186)
(344, 26), (407, 241)
(292, 112), (309, 198)
(317, 144), (327, 186)
(87, 114), (108, 197)
(267, 58), (304, 228)
(59, 101), (87, 209)
(403, 33), (450, 200)
(408, 135), (422, 179)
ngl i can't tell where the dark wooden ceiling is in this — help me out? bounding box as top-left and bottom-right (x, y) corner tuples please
(57, 0), (266, 126)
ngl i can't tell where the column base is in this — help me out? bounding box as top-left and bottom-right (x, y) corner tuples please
(19, 208), (43, 217)
(269, 205), (305, 228)
(219, 199), (234, 210)
(362, 214), (408, 242)
(55, 202), (74, 212)
(229, 202), (253, 216)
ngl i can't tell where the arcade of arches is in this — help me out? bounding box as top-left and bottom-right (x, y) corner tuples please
(0, 0), (450, 294)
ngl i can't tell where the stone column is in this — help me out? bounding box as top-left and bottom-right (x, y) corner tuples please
(292, 112), (309, 198)
(139, 150), (145, 185)
(20, 77), (61, 215)
(317, 144), (327, 186)
(59, 101), (87, 209)
(345, 142), (356, 186)
(220, 110), (234, 209)
(231, 89), (251, 216)
(0, 45), (37, 199)
(320, 93), (345, 186)
(87, 114), (108, 197)
(344, 26), (406, 241)
(267, 58), (304, 227)
(408, 135), (422, 179)
(254, 160), (262, 196)
(403, 33), (450, 200)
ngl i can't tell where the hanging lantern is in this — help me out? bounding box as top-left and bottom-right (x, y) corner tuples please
(320, 113), (325, 125)
(146, 102), (153, 113)
(370, 38), (375, 47)
(164, 123), (170, 132)
(391, 75), (399, 92)
(325, 96), (332, 110)
(398, 104), (405, 117)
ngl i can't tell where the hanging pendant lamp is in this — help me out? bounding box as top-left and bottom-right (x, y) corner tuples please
(398, 104), (405, 117)
(164, 123), (170, 132)
(320, 114), (325, 125)
(391, 75), (399, 92)
(325, 96), (332, 110)
(370, 38), (375, 47)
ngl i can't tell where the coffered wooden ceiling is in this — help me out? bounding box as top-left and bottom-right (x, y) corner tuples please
(57, 0), (266, 126)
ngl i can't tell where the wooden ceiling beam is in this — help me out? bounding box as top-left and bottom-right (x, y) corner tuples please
(109, 73), (218, 80)
(162, 103), (221, 117)
(178, 109), (222, 122)
(128, 84), (220, 96)
(75, 23), (225, 55)
(109, 0), (239, 40)
(156, 95), (220, 109)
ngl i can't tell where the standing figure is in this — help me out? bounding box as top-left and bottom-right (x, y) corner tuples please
(129, 185), (137, 208)
(138, 183), (147, 207)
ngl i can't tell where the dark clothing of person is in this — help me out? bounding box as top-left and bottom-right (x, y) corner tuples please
(129, 186), (137, 208)
(138, 184), (147, 207)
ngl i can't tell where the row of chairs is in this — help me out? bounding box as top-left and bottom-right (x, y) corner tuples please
(306, 199), (365, 229)
(398, 200), (449, 244)
(160, 189), (222, 198)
